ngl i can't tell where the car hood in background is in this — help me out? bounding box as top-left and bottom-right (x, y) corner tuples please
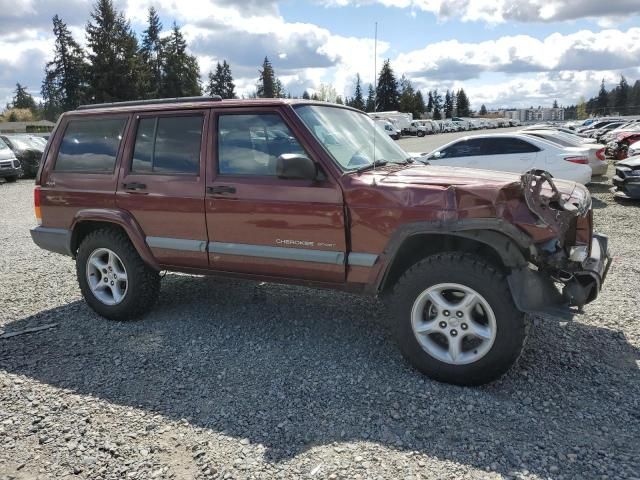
(617, 155), (640, 169)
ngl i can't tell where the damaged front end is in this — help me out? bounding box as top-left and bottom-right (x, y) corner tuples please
(508, 170), (611, 315)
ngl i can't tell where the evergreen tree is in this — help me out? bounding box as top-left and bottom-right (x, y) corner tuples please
(632, 80), (640, 115)
(375, 59), (399, 111)
(257, 57), (277, 98)
(139, 6), (163, 99)
(552, 99), (559, 109)
(86, 0), (143, 102)
(432, 89), (442, 120)
(42, 15), (88, 118)
(456, 88), (470, 117)
(479, 104), (488, 116)
(161, 23), (201, 97)
(351, 74), (365, 111)
(302, 90), (310, 100)
(398, 75), (415, 114)
(11, 83), (37, 110)
(335, 96), (343, 105)
(443, 90), (453, 118)
(615, 75), (629, 113)
(596, 79), (608, 115)
(365, 84), (375, 112)
(207, 60), (235, 99)
(220, 61), (235, 99)
(426, 91), (433, 113)
(414, 90), (426, 119)
(576, 97), (587, 120)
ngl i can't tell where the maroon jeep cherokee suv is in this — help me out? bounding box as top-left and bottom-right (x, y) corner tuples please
(31, 97), (610, 385)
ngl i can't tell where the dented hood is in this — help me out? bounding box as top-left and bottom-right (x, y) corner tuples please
(378, 164), (579, 197)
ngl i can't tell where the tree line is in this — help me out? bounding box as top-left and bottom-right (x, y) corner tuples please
(565, 75), (640, 120)
(337, 59), (472, 119)
(4, 3), (475, 122)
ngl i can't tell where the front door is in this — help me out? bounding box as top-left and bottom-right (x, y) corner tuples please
(205, 108), (346, 283)
(117, 110), (210, 268)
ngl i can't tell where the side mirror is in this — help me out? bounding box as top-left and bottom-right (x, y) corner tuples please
(276, 154), (317, 180)
(430, 151), (442, 159)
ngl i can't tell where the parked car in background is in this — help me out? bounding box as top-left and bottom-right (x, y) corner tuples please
(521, 129), (608, 176)
(0, 137), (23, 182)
(600, 122), (640, 145)
(627, 140), (640, 158)
(406, 120), (433, 137)
(414, 133), (592, 184)
(369, 111), (412, 134)
(606, 132), (640, 160)
(611, 155), (640, 199)
(375, 119), (400, 140)
(0, 134), (45, 178)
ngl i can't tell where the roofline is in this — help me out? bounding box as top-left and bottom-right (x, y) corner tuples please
(69, 97), (361, 115)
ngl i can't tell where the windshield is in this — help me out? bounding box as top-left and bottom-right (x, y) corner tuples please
(294, 105), (409, 171)
(5, 136), (41, 151)
(0, 138), (8, 150)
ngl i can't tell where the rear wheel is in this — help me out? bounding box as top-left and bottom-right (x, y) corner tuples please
(387, 252), (527, 386)
(76, 228), (160, 320)
(417, 131), (425, 137)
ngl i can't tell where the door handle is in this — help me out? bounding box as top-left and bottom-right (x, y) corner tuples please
(207, 185), (236, 195)
(123, 182), (147, 190)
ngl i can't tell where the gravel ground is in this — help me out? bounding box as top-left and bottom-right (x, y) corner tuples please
(1, 167), (639, 480)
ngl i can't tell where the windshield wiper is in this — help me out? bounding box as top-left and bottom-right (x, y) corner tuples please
(354, 159), (388, 173)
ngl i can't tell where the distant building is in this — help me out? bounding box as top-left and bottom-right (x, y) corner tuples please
(503, 107), (564, 123)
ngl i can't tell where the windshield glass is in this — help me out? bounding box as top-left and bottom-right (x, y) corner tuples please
(294, 105), (408, 171)
(5, 136), (41, 151)
(0, 138), (8, 150)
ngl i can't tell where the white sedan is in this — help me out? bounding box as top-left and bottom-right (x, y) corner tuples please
(414, 133), (592, 184)
(520, 130), (608, 176)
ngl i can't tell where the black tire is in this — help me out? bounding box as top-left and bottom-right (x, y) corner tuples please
(417, 131), (425, 137)
(4, 176), (18, 183)
(76, 228), (160, 320)
(387, 252), (527, 386)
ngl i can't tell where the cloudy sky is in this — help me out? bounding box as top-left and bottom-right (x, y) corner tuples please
(1, 0), (639, 110)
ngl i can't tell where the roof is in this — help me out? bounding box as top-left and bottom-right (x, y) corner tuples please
(69, 97), (356, 116)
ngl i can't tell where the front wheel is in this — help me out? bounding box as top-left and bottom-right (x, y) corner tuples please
(417, 131), (425, 137)
(387, 252), (527, 386)
(4, 176), (18, 183)
(76, 228), (160, 320)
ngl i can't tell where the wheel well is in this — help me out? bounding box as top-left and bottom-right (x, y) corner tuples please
(380, 233), (519, 294)
(70, 221), (128, 256)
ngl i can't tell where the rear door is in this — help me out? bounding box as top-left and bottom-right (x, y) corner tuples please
(116, 110), (210, 269)
(477, 137), (539, 173)
(205, 107), (346, 283)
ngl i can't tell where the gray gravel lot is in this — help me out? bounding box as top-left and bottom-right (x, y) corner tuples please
(397, 126), (522, 154)
(1, 166), (639, 479)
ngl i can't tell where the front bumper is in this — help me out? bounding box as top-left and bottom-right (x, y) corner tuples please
(611, 173), (640, 199)
(0, 165), (22, 179)
(508, 234), (611, 316)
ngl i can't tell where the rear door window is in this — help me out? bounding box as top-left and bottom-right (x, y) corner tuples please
(485, 137), (540, 154)
(132, 115), (204, 174)
(54, 118), (127, 172)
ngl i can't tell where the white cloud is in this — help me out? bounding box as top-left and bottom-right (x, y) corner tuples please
(395, 28), (640, 80)
(0, 0), (638, 109)
(319, 0), (640, 23)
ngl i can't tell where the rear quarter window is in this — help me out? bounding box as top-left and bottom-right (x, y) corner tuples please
(54, 117), (127, 172)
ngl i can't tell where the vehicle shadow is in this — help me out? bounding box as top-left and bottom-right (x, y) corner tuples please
(1, 273), (639, 477)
